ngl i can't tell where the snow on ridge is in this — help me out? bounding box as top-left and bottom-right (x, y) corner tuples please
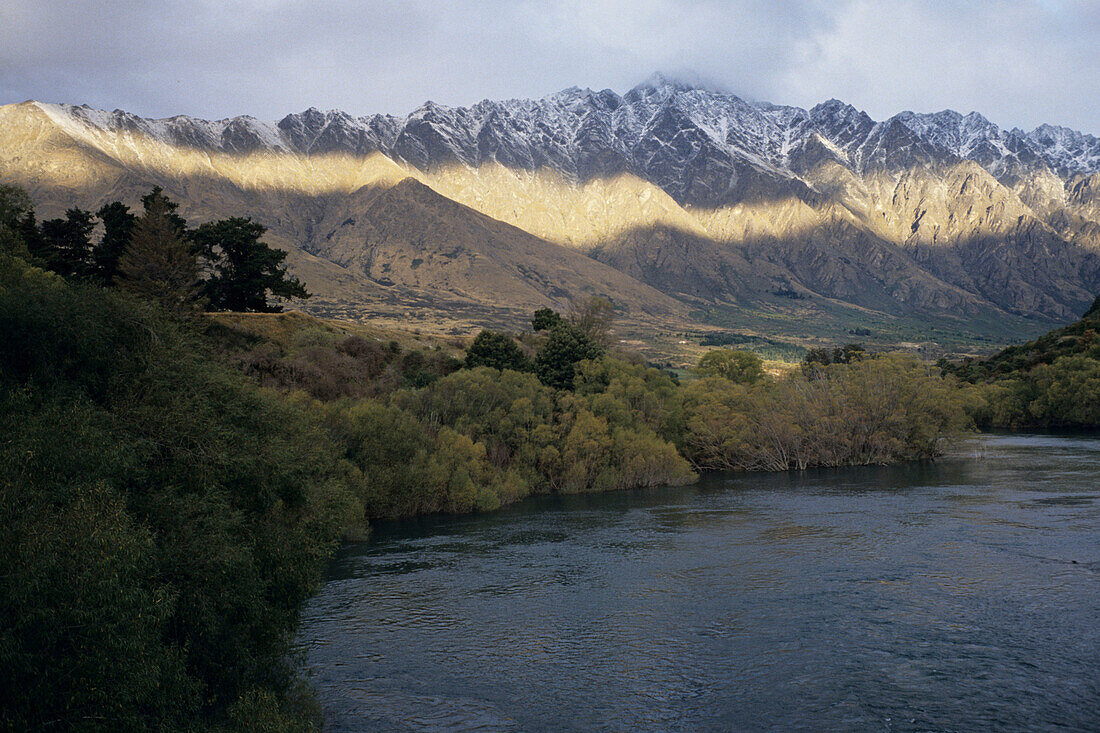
(26, 81), (1100, 199)
(1026, 124), (1100, 175)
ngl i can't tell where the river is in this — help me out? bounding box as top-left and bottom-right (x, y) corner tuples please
(297, 433), (1100, 731)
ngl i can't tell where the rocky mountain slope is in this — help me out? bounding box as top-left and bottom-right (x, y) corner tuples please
(2, 75), (1099, 349)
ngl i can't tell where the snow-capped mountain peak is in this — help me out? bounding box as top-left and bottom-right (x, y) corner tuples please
(36, 76), (1100, 207)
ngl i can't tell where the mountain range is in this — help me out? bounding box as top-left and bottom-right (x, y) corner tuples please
(3, 73), (1099, 355)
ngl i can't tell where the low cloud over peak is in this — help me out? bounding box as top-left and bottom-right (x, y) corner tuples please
(1, 0), (1097, 134)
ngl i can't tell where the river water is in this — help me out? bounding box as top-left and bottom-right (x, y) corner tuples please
(298, 434), (1100, 731)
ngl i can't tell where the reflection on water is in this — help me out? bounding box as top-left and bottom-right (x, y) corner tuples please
(298, 434), (1100, 732)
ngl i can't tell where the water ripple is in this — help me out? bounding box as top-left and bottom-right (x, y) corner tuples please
(300, 434), (1100, 732)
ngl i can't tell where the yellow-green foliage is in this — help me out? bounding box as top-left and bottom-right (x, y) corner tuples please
(682, 353), (978, 471)
(574, 357), (686, 444)
(230, 327), (975, 519)
(319, 399), (508, 517)
(378, 364), (695, 511)
(695, 349), (765, 384)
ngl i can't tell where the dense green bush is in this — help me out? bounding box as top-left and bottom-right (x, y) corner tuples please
(534, 321), (604, 390)
(318, 398), (508, 517)
(464, 329), (533, 372)
(695, 349), (765, 384)
(943, 300), (1100, 428)
(975, 355), (1100, 428)
(0, 255), (358, 730)
(383, 365), (695, 509)
(574, 357), (686, 444)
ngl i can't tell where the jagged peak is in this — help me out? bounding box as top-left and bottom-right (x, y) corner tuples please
(1032, 122), (1068, 136)
(813, 98), (857, 113)
(898, 109), (998, 132)
(552, 85), (587, 98)
(279, 107), (329, 124)
(1030, 123), (1098, 142)
(545, 85), (622, 109)
(810, 98), (871, 122)
(406, 99), (467, 122)
(624, 72), (725, 102)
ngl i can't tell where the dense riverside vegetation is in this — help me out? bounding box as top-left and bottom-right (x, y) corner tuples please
(0, 256), (358, 730)
(942, 297), (1100, 428)
(1, 184), (984, 730)
(218, 316), (976, 512)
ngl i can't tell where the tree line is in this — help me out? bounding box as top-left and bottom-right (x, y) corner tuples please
(0, 183), (308, 315)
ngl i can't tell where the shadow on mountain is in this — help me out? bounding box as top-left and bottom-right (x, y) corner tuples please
(4, 100), (1095, 346)
(582, 219), (1083, 349)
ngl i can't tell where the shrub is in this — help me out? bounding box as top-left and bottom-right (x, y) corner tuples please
(0, 255), (358, 728)
(464, 330), (532, 372)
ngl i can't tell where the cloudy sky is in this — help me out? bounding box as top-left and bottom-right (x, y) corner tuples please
(1, 0), (1097, 133)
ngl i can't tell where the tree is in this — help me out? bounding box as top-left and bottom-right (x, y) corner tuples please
(802, 343), (867, 378)
(0, 185), (33, 232)
(17, 210), (48, 263)
(40, 208), (95, 278)
(194, 218), (308, 312)
(531, 307), (563, 332)
(697, 349), (765, 384)
(464, 330), (532, 372)
(0, 185), (34, 259)
(116, 195), (204, 315)
(141, 186), (189, 235)
(534, 322), (604, 390)
(568, 295), (615, 346)
(93, 201), (137, 284)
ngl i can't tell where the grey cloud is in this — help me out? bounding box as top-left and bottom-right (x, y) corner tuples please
(0, 0), (1097, 133)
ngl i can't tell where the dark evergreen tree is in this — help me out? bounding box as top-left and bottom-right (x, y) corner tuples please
(534, 322), (604, 390)
(0, 185), (32, 230)
(40, 208), (95, 278)
(17, 211), (47, 264)
(464, 330), (532, 372)
(116, 195), (204, 315)
(140, 186), (188, 235)
(802, 342), (868, 378)
(194, 217), (308, 312)
(93, 201), (137, 284)
(531, 307), (563, 332)
(0, 185), (34, 259)
(1085, 294), (1100, 319)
